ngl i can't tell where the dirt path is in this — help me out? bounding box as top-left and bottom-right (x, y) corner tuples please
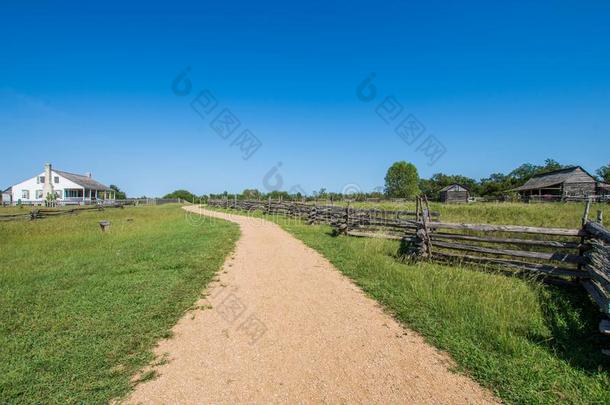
(126, 207), (497, 404)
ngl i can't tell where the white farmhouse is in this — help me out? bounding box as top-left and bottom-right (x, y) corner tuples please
(7, 163), (116, 206)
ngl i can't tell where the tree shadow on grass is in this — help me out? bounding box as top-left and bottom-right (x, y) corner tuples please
(530, 284), (610, 375)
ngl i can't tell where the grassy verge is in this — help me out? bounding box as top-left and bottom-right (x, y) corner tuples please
(0, 204), (239, 404)
(212, 205), (610, 404)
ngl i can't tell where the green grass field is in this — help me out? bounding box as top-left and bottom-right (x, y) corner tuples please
(0, 204), (239, 404)
(335, 201), (606, 228)
(212, 202), (610, 404)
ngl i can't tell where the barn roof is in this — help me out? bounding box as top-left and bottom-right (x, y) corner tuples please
(439, 183), (470, 192)
(55, 170), (111, 191)
(512, 166), (595, 192)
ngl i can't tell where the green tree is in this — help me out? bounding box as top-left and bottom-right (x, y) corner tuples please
(384, 161), (420, 198)
(479, 173), (510, 196)
(241, 189), (261, 200)
(109, 184), (127, 200)
(419, 173), (479, 199)
(163, 189), (196, 201)
(315, 188), (329, 200)
(597, 165), (610, 183)
(267, 190), (290, 200)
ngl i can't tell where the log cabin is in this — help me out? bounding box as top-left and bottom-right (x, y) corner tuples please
(439, 184), (470, 203)
(512, 166), (610, 202)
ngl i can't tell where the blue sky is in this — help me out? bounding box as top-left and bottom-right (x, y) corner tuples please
(1, 1), (609, 196)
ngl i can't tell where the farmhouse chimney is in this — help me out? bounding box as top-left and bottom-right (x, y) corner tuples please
(43, 163), (54, 198)
(85, 172), (92, 178)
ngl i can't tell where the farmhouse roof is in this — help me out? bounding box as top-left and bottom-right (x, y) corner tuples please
(511, 166), (595, 192)
(55, 170), (111, 191)
(2, 187), (11, 194)
(439, 183), (470, 192)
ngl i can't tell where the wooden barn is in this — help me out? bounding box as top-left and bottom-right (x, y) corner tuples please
(512, 166), (610, 201)
(439, 184), (470, 203)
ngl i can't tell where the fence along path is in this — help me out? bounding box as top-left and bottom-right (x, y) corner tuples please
(209, 198), (610, 344)
(0, 199), (190, 222)
(209, 198), (586, 280)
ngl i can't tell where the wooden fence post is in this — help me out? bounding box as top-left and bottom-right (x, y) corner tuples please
(582, 198), (592, 226)
(578, 198), (593, 270)
(310, 201), (317, 224)
(421, 204), (432, 258)
(598, 210), (604, 225)
(345, 202), (350, 234)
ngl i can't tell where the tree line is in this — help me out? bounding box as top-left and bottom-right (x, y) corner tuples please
(163, 159), (610, 202)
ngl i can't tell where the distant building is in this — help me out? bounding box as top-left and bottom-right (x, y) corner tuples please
(439, 184), (470, 203)
(512, 166), (610, 201)
(2, 187), (12, 206)
(7, 163), (115, 206)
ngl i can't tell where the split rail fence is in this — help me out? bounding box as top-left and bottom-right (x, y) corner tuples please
(209, 198), (610, 326)
(0, 199), (191, 222)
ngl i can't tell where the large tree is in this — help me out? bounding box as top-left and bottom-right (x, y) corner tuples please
(597, 165), (610, 183)
(109, 184), (127, 200)
(419, 173), (479, 199)
(384, 161), (420, 198)
(241, 189), (262, 200)
(163, 189), (197, 201)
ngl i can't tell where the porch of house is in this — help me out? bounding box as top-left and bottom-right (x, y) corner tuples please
(63, 188), (116, 204)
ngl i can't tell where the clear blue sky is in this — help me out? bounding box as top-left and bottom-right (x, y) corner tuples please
(1, 1), (609, 197)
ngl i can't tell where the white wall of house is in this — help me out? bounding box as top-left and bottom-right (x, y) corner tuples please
(11, 171), (84, 205)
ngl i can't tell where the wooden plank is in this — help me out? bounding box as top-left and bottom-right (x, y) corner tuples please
(582, 199), (592, 226)
(600, 319), (610, 335)
(346, 231), (403, 240)
(432, 240), (585, 264)
(0, 215), (30, 221)
(350, 222), (417, 230)
(430, 232), (581, 249)
(432, 251), (585, 278)
(585, 221), (610, 244)
(581, 280), (610, 314)
(585, 264), (610, 289)
(427, 221), (584, 236)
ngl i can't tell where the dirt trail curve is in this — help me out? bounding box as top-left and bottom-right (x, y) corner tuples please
(126, 206), (498, 404)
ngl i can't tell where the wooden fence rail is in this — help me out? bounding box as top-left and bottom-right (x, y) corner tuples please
(0, 199), (191, 222)
(0, 204), (128, 222)
(582, 222), (610, 317)
(207, 198), (608, 308)
(211, 196), (610, 348)
(209, 198), (590, 279)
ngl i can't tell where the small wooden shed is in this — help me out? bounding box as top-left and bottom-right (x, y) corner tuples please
(439, 184), (470, 203)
